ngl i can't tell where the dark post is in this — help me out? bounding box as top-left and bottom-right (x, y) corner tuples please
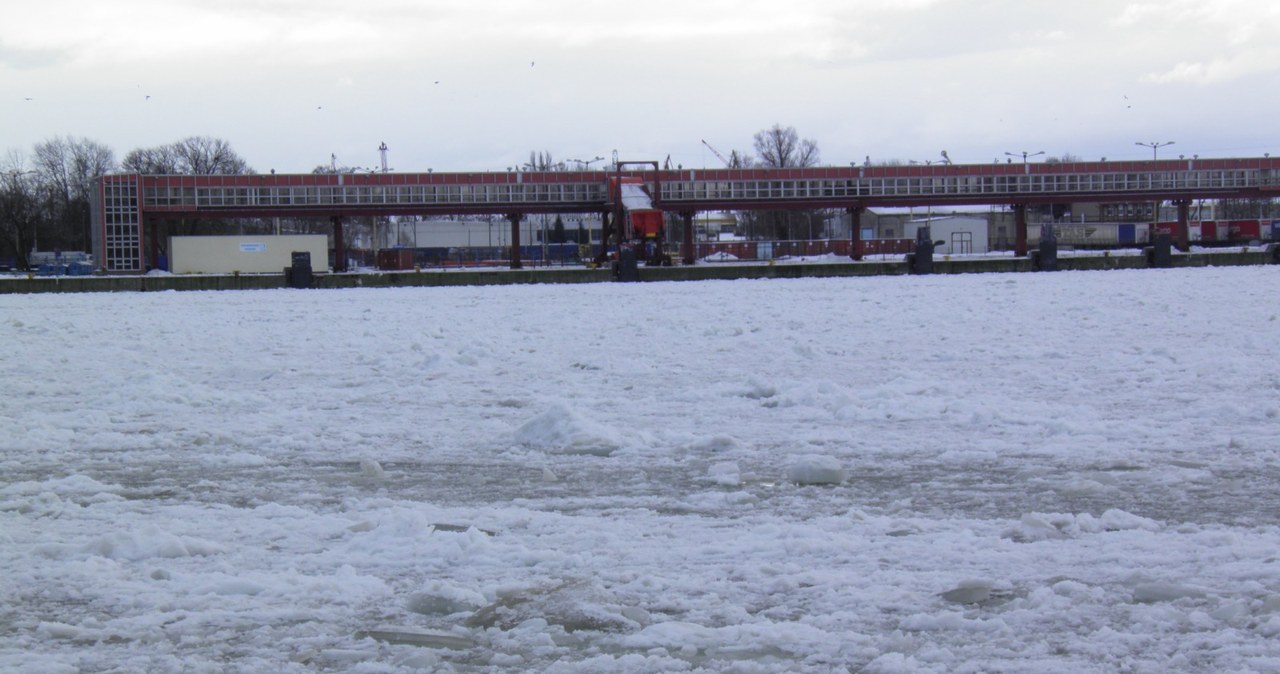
(595, 211), (612, 266)
(681, 211), (695, 265)
(615, 246), (639, 282)
(1013, 204), (1028, 257)
(507, 213), (523, 269)
(286, 251), (313, 288)
(1147, 232), (1173, 268)
(331, 216), (346, 272)
(147, 218), (161, 271)
(907, 225), (935, 274)
(848, 205), (864, 260)
(1033, 223), (1058, 271)
(1176, 200), (1191, 251)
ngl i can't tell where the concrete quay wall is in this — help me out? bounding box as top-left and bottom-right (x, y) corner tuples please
(2, 249), (1274, 295)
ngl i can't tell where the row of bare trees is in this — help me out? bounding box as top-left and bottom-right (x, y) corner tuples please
(1, 136), (251, 270)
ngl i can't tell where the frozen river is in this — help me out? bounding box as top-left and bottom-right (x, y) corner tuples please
(3, 267), (1280, 672)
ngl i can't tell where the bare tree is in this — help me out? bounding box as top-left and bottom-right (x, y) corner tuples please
(122, 145), (180, 174)
(30, 136), (114, 253)
(173, 136), (251, 174)
(122, 136), (250, 175)
(750, 124), (821, 240)
(1217, 197), (1276, 220)
(1045, 153), (1084, 164)
(753, 124), (820, 169)
(523, 150), (558, 171)
(0, 151), (50, 270)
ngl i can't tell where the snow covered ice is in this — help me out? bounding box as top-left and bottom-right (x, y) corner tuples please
(2, 266), (1280, 673)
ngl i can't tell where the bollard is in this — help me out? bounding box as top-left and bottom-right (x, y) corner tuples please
(1145, 233), (1173, 269)
(907, 227), (935, 274)
(614, 246), (640, 282)
(1033, 224), (1058, 271)
(287, 251), (313, 288)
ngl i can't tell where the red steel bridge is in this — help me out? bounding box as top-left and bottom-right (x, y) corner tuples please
(95, 156), (1280, 272)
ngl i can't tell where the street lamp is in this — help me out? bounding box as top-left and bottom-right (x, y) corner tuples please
(1135, 141), (1174, 160)
(568, 156), (605, 170)
(1004, 151), (1045, 164)
(1136, 141), (1174, 228)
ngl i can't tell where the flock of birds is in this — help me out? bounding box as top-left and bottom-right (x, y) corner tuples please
(19, 61), (542, 110)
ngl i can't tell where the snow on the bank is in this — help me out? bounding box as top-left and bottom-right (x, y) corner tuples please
(2, 267), (1280, 672)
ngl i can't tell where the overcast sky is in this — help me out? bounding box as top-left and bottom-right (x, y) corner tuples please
(4, 0), (1278, 173)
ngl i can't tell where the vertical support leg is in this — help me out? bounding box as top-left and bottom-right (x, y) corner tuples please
(848, 205), (864, 260)
(1176, 200), (1191, 251)
(596, 211), (613, 266)
(147, 218), (161, 271)
(681, 211), (695, 265)
(508, 213), (523, 269)
(1014, 204), (1028, 257)
(331, 216), (346, 272)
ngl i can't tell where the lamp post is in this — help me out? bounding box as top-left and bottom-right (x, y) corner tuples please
(1004, 150), (1045, 164)
(1136, 141), (1175, 230)
(568, 156), (605, 170)
(1135, 141), (1174, 160)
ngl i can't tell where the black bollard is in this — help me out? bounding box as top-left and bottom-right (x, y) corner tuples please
(1146, 232), (1173, 269)
(908, 226), (935, 274)
(614, 246), (640, 282)
(1033, 224), (1058, 271)
(287, 251), (313, 288)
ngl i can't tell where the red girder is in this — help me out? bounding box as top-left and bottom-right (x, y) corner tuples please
(103, 156), (1280, 221)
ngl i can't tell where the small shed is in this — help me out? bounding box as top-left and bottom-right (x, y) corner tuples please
(904, 216), (989, 255)
(170, 235), (329, 274)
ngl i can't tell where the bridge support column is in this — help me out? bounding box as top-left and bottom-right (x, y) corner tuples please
(681, 211), (696, 265)
(1013, 204), (1028, 257)
(147, 218), (161, 271)
(596, 211), (613, 266)
(848, 206), (864, 260)
(331, 216), (346, 272)
(1175, 200), (1191, 251)
(507, 213), (523, 269)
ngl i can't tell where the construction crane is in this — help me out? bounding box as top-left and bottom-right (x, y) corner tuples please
(701, 139), (733, 168)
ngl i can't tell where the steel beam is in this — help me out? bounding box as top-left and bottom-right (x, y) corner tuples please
(331, 216), (346, 272)
(1014, 204), (1028, 257)
(507, 213), (522, 269)
(1175, 200), (1191, 251)
(848, 205), (864, 260)
(681, 211), (696, 265)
